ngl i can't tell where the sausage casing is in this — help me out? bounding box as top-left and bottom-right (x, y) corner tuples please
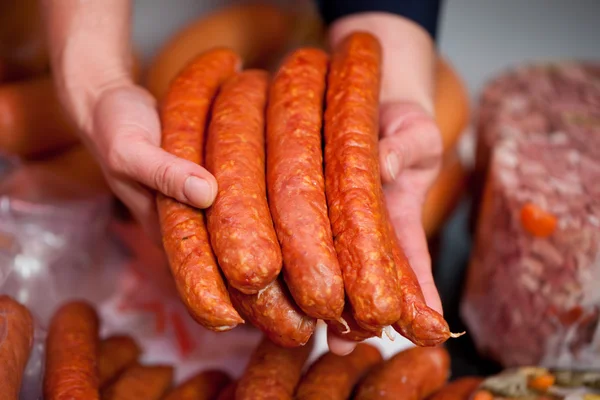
(43, 300), (100, 400)
(354, 347), (450, 400)
(295, 343), (382, 400)
(163, 369), (231, 400)
(0, 295), (34, 400)
(266, 48), (344, 320)
(206, 69), (282, 294)
(236, 336), (313, 399)
(98, 335), (142, 388)
(101, 364), (173, 400)
(157, 48), (243, 331)
(428, 377), (484, 400)
(229, 278), (316, 347)
(323, 31), (402, 330)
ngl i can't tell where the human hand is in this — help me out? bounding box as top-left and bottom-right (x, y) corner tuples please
(325, 12), (443, 355)
(41, 0), (218, 241)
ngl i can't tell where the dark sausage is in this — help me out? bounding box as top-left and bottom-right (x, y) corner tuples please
(428, 377), (484, 400)
(266, 47), (345, 320)
(229, 278), (316, 347)
(157, 48), (243, 331)
(206, 69), (282, 294)
(323, 31), (402, 330)
(295, 343), (382, 400)
(354, 347), (450, 400)
(163, 370), (231, 400)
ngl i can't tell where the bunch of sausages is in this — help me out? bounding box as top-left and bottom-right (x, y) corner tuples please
(157, 32), (459, 347)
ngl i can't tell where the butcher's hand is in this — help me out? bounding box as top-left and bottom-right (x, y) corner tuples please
(41, 0), (217, 242)
(326, 12), (444, 356)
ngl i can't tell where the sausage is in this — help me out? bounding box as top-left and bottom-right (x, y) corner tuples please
(145, 2), (292, 101)
(354, 347), (451, 400)
(229, 278), (316, 347)
(101, 364), (173, 400)
(216, 382), (237, 400)
(98, 335), (142, 388)
(44, 300), (100, 400)
(266, 47), (345, 320)
(0, 295), (34, 399)
(205, 70), (282, 294)
(326, 305), (382, 342)
(295, 343), (383, 400)
(428, 377), (484, 400)
(236, 336), (313, 399)
(386, 207), (459, 346)
(157, 48), (243, 331)
(163, 369), (231, 400)
(0, 77), (78, 159)
(323, 31), (402, 330)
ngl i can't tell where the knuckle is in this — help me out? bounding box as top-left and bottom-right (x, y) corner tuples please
(152, 160), (180, 196)
(105, 142), (127, 176)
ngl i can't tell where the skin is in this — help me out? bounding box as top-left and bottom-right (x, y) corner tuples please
(40, 1), (443, 355)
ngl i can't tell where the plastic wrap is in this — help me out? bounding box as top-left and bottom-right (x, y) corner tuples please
(462, 132), (600, 367)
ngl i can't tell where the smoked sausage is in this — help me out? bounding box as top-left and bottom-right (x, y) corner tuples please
(229, 278), (316, 347)
(206, 70), (282, 294)
(295, 343), (382, 400)
(323, 31), (401, 330)
(267, 47), (344, 320)
(157, 48), (243, 331)
(0, 295), (34, 400)
(326, 305), (382, 342)
(101, 364), (173, 400)
(163, 370), (231, 400)
(428, 377), (484, 400)
(236, 336), (313, 399)
(44, 300), (100, 400)
(354, 347), (450, 400)
(98, 335), (142, 388)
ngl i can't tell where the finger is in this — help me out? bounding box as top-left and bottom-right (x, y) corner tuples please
(327, 330), (358, 356)
(379, 102), (443, 185)
(385, 189), (443, 315)
(94, 85), (218, 208)
(108, 177), (162, 245)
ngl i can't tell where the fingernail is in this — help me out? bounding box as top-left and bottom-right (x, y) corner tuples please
(184, 176), (214, 208)
(386, 151), (400, 181)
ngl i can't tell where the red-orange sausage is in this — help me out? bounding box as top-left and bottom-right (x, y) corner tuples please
(163, 369), (231, 400)
(354, 347), (451, 400)
(98, 335), (142, 389)
(43, 300), (100, 400)
(229, 278), (316, 347)
(205, 69), (282, 294)
(236, 336), (313, 399)
(101, 364), (173, 400)
(326, 305), (382, 342)
(157, 48), (243, 331)
(323, 31), (402, 330)
(0, 295), (34, 399)
(266, 47), (345, 320)
(216, 382), (237, 400)
(295, 343), (383, 400)
(428, 377), (484, 400)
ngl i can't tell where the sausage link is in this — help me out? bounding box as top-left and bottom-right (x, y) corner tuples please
(157, 48), (243, 331)
(326, 305), (382, 341)
(206, 69), (282, 294)
(164, 370), (231, 400)
(236, 336), (313, 399)
(98, 335), (142, 389)
(0, 295), (34, 400)
(101, 364), (173, 400)
(323, 31), (402, 330)
(354, 347), (450, 400)
(295, 343), (382, 400)
(44, 300), (100, 400)
(266, 48), (345, 320)
(229, 278), (316, 347)
(385, 207), (457, 346)
(428, 377), (484, 400)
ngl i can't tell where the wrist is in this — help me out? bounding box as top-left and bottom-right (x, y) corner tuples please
(327, 12), (436, 116)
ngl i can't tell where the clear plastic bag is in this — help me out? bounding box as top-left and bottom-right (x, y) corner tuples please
(462, 133), (600, 367)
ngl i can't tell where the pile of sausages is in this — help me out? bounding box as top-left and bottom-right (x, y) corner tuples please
(157, 31), (459, 348)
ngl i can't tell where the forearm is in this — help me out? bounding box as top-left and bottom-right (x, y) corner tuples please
(40, 0), (134, 132)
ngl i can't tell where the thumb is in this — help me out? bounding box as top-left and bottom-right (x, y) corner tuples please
(94, 85), (218, 208)
(378, 102), (442, 185)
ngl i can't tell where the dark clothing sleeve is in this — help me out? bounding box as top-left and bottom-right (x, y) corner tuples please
(315, 0), (442, 41)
